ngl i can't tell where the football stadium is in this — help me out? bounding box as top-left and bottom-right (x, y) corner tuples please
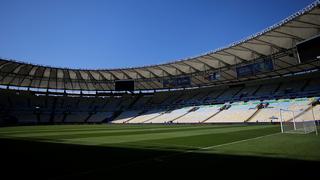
(1, 0), (320, 178)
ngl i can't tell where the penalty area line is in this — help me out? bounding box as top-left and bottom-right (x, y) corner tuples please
(49, 132), (282, 179)
(200, 132), (281, 151)
(128, 132), (282, 162)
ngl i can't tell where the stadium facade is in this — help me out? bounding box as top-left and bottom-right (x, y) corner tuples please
(0, 1), (320, 125)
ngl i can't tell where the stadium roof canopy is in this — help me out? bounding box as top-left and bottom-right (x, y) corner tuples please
(0, 1), (320, 91)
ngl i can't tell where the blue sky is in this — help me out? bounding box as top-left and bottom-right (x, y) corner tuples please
(0, 0), (315, 69)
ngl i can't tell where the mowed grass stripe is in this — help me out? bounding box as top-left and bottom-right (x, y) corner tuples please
(209, 132), (320, 160)
(4, 125), (242, 140)
(0, 124), (227, 134)
(58, 125), (275, 146)
(0, 124), (241, 138)
(1, 124), (318, 162)
(0, 124), (197, 134)
(122, 125), (279, 150)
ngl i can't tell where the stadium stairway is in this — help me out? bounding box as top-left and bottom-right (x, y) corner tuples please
(142, 112), (166, 123)
(301, 79), (311, 92)
(284, 105), (314, 122)
(201, 109), (223, 123)
(273, 82), (283, 94)
(123, 110), (146, 124)
(252, 85), (262, 96)
(84, 113), (94, 123)
(105, 110), (123, 123)
(233, 86), (246, 99)
(127, 95), (142, 109)
(244, 108), (261, 123)
(171, 107), (199, 123)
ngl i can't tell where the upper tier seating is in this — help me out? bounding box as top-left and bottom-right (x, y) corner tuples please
(64, 112), (90, 123)
(1, 73), (320, 125)
(304, 78), (320, 92)
(254, 83), (279, 97)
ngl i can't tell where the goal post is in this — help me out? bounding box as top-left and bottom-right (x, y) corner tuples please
(279, 108), (318, 135)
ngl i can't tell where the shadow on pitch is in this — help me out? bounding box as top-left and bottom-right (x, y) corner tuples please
(0, 138), (319, 179)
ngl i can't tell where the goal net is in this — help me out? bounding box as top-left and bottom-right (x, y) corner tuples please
(279, 107), (318, 135)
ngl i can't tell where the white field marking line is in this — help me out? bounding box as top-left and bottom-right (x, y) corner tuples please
(48, 131), (281, 178)
(101, 132), (283, 169)
(199, 132), (282, 150)
(105, 134), (281, 170)
(136, 132), (282, 161)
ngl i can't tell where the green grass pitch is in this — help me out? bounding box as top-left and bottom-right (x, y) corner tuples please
(0, 124), (319, 178)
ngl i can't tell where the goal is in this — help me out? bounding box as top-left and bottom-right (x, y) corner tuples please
(279, 108), (318, 135)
